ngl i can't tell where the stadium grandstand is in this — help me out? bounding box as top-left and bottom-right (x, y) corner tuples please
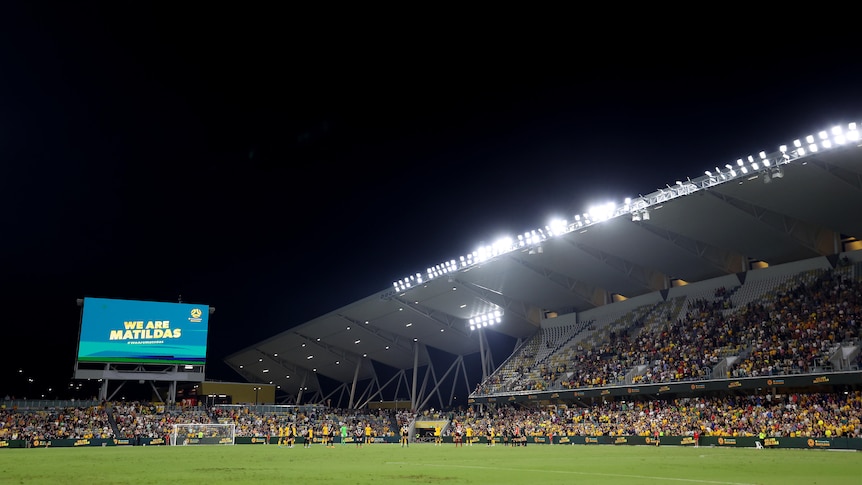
(4, 121), (862, 451)
(221, 121), (862, 412)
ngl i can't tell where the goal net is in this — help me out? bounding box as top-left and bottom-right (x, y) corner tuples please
(171, 423), (236, 446)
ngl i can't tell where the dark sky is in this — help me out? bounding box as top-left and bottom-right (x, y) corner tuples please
(2, 4), (861, 399)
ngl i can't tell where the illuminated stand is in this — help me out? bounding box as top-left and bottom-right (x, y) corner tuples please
(73, 297), (215, 403)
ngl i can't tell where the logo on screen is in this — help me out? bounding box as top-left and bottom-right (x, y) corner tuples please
(189, 308), (203, 323)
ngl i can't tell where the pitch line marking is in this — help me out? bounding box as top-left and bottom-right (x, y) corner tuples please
(384, 462), (756, 485)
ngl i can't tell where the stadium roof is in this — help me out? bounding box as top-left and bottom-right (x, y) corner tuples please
(224, 122), (862, 406)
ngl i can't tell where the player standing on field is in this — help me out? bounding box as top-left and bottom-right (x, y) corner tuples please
(401, 424), (410, 447)
(329, 423), (338, 448)
(354, 423), (364, 447)
(321, 422), (329, 447)
(364, 422), (373, 445)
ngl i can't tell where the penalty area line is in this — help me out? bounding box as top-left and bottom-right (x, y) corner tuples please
(384, 462), (755, 485)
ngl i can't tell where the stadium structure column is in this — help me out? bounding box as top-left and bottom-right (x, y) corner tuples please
(296, 371), (308, 405)
(348, 357), (361, 409)
(99, 375), (109, 401)
(411, 340), (419, 411)
(478, 328), (488, 382)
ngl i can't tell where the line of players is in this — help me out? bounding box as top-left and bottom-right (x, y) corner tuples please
(273, 421), (531, 447)
(274, 421), (378, 448)
(443, 422), (529, 447)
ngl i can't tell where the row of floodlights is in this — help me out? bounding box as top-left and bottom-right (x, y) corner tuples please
(468, 310), (503, 331)
(393, 227), (568, 292)
(703, 124), (859, 180)
(391, 203), (650, 292)
(393, 122), (860, 293)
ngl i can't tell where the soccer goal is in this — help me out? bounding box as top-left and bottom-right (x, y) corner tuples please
(170, 423), (236, 446)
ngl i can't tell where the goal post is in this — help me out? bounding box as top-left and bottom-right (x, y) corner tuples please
(171, 423), (236, 446)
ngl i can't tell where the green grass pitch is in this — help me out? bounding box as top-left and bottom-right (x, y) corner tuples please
(2, 443), (861, 484)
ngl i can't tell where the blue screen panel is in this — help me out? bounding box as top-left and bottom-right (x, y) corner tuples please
(78, 297), (209, 365)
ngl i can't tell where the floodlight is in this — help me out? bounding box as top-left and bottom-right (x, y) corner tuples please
(548, 218), (567, 235)
(468, 309), (504, 331)
(588, 202), (615, 222)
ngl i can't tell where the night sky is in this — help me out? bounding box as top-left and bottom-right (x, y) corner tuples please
(2, 4), (861, 400)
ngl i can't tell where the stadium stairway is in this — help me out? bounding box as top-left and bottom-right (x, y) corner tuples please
(104, 402), (122, 438)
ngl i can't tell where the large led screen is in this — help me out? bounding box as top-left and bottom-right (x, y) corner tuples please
(77, 297), (209, 365)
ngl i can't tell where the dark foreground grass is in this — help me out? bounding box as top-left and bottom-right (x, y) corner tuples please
(1, 443), (860, 485)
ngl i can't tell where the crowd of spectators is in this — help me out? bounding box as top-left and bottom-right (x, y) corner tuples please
(449, 391), (862, 439)
(3, 390), (862, 443)
(1, 400), (413, 445)
(476, 267), (862, 395)
(112, 402), (404, 441)
(0, 405), (112, 442)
